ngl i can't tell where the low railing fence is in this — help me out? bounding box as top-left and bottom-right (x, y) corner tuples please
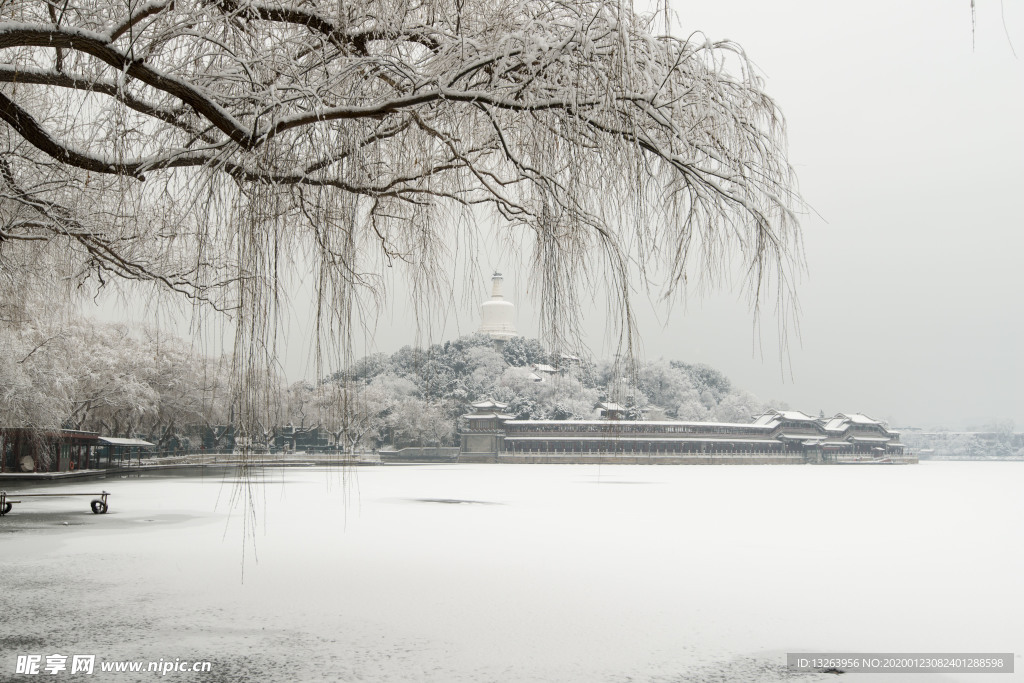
(499, 450), (805, 460)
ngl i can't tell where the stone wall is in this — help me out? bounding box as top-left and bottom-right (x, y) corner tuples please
(380, 447), (460, 462)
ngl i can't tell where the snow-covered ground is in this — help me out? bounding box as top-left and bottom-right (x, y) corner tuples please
(2, 462), (1021, 682)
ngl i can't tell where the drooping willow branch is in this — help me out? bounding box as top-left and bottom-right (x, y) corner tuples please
(0, 0), (804, 437)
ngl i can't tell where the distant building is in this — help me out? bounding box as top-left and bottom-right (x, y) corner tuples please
(460, 399), (515, 455)
(0, 428), (97, 473)
(595, 401), (626, 419)
(459, 407), (910, 464)
(0, 428), (154, 472)
(274, 424), (331, 451)
(528, 363), (559, 383)
(478, 272), (517, 341)
(201, 424), (235, 451)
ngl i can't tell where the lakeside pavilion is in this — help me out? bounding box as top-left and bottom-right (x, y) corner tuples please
(0, 428), (154, 473)
(460, 404), (908, 464)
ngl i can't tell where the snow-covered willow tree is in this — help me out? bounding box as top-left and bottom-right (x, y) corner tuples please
(0, 0), (801, 437)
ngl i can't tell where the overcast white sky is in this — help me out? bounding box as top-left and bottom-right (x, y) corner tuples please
(357, 1), (1024, 429)
(99, 1), (1023, 430)
(646, 0), (1024, 430)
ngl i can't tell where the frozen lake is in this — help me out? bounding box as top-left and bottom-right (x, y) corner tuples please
(2, 462), (1021, 682)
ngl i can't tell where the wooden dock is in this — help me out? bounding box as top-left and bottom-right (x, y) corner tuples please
(0, 490), (111, 515)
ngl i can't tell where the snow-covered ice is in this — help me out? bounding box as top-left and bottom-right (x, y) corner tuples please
(1, 462), (1021, 682)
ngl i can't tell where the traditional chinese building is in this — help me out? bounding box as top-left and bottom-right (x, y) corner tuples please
(460, 399), (515, 455)
(0, 428), (155, 473)
(459, 406), (911, 464)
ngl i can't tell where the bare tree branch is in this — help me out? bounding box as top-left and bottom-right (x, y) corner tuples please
(0, 0), (805, 437)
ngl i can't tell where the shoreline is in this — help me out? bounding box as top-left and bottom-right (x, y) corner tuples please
(0, 458), (378, 483)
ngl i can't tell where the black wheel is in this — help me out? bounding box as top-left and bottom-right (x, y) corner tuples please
(90, 500), (108, 514)
(1, 502), (11, 515)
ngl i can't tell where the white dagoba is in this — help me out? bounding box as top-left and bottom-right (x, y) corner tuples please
(478, 272), (517, 340)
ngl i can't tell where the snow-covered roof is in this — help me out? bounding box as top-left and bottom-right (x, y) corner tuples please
(466, 413), (514, 420)
(98, 437), (154, 447)
(752, 409), (815, 425)
(470, 399), (509, 410)
(597, 401), (626, 412)
(777, 410), (817, 422)
(532, 364), (557, 373)
(842, 413), (882, 425)
(823, 418), (851, 432)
